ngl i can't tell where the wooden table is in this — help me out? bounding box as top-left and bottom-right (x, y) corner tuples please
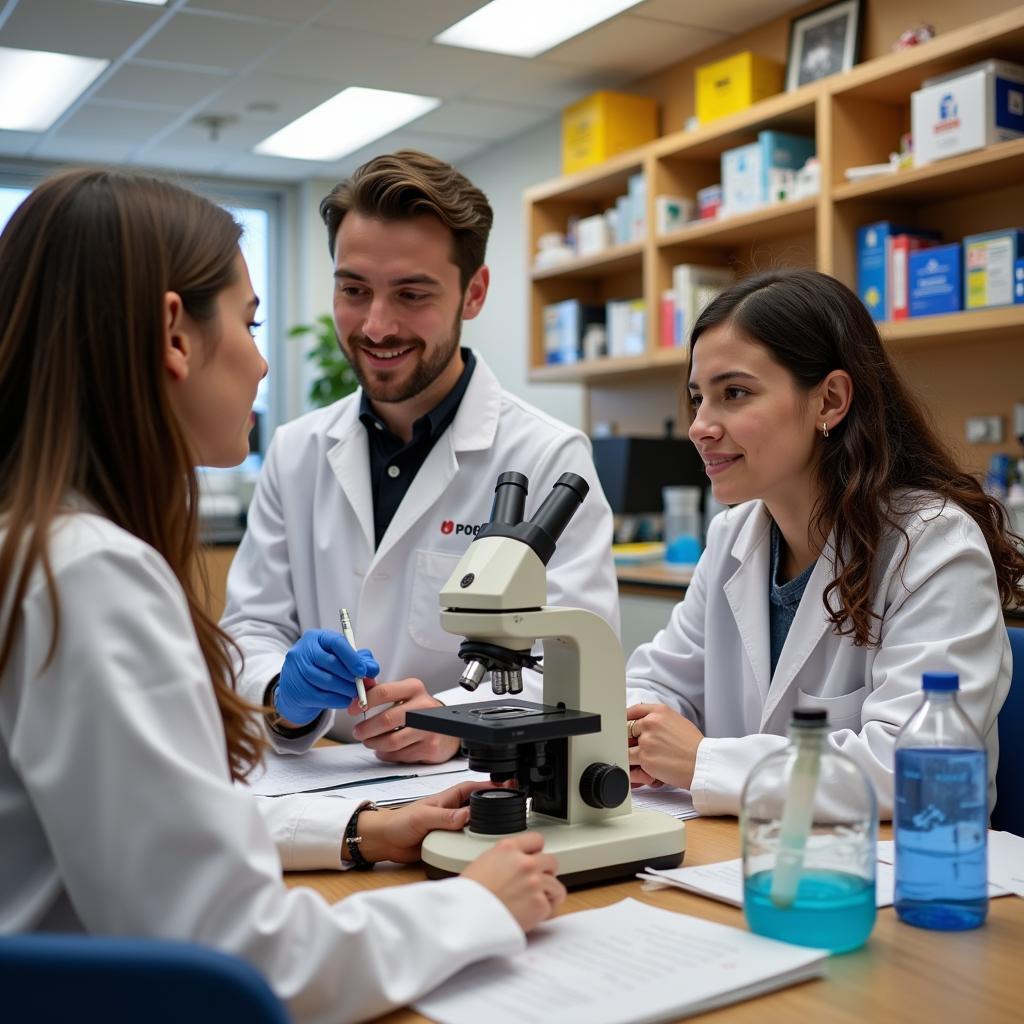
(284, 817), (1023, 1023)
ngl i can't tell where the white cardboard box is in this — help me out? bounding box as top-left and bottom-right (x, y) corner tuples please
(912, 59), (1024, 166)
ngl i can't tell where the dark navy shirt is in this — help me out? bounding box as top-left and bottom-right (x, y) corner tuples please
(768, 520), (817, 678)
(359, 348), (477, 548)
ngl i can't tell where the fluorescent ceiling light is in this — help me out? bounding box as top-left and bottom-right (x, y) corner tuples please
(434, 0), (644, 58)
(118, 1), (168, 5)
(254, 86), (441, 162)
(0, 47), (108, 131)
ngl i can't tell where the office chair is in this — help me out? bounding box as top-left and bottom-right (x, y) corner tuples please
(0, 933), (292, 1024)
(991, 626), (1024, 835)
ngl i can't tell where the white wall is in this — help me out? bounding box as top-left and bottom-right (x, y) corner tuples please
(457, 117), (585, 429)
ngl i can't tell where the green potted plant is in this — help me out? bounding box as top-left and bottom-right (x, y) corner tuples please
(288, 313), (359, 408)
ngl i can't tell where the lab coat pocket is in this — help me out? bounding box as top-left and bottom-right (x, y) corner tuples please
(796, 686), (868, 731)
(409, 549), (463, 652)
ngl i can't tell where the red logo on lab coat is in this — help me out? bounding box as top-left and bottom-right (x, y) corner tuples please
(441, 520), (455, 534)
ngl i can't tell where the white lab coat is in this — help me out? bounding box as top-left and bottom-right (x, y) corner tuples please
(0, 512), (524, 1023)
(222, 352), (619, 745)
(626, 497), (1009, 818)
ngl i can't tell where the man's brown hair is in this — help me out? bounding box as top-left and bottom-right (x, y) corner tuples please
(320, 149), (493, 289)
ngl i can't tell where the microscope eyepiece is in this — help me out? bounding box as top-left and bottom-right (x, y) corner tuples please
(488, 471), (528, 526)
(527, 472), (589, 559)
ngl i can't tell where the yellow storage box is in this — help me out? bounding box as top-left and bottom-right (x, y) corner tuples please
(561, 91), (657, 175)
(695, 52), (783, 124)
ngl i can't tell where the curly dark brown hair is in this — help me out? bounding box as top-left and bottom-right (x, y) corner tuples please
(691, 268), (1024, 645)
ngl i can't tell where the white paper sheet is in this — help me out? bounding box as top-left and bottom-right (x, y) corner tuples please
(413, 898), (826, 1024)
(988, 830), (1024, 897)
(878, 831), (1015, 897)
(244, 745), (473, 797)
(630, 785), (699, 820)
(326, 770), (491, 806)
(641, 858), (897, 909)
(641, 837), (1014, 908)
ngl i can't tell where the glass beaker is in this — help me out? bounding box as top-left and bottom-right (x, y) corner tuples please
(741, 709), (878, 953)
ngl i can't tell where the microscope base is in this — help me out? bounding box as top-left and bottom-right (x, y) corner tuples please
(421, 808), (685, 888)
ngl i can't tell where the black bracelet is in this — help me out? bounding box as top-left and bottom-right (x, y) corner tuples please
(263, 676), (322, 739)
(343, 802), (379, 870)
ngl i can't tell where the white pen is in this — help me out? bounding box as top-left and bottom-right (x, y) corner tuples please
(338, 607), (369, 713)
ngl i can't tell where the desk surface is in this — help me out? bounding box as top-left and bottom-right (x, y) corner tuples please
(284, 817), (1022, 1023)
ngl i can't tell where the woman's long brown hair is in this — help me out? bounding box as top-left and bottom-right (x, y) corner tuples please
(0, 168), (264, 780)
(691, 269), (1024, 645)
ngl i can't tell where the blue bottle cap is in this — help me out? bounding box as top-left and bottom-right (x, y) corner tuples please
(922, 672), (959, 691)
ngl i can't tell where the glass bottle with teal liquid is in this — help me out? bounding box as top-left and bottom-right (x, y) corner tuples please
(741, 709), (878, 953)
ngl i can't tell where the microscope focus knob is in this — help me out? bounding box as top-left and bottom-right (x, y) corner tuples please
(579, 763), (629, 809)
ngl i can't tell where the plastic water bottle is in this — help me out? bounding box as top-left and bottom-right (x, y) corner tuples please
(741, 709), (878, 953)
(894, 672), (988, 931)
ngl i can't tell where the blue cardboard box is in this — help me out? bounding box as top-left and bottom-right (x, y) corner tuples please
(909, 243), (962, 317)
(856, 221), (941, 321)
(721, 130), (815, 214)
(543, 299), (604, 364)
(1015, 257), (1024, 303)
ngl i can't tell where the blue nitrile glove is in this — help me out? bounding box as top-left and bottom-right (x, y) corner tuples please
(275, 630), (381, 726)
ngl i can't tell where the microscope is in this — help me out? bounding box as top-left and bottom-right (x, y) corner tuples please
(406, 470), (686, 886)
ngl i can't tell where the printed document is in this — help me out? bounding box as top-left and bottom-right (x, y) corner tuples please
(414, 898), (826, 1024)
(245, 745), (472, 796)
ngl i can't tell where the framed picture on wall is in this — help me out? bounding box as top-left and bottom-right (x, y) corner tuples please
(785, 0), (864, 91)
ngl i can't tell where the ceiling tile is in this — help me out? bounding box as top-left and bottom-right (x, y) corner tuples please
(183, 0), (327, 22)
(130, 143), (232, 175)
(361, 42), (526, 100)
(413, 100), (552, 142)
(159, 114), (283, 152)
(263, 25), (419, 87)
(54, 101), (182, 144)
(193, 72), (340, 125)
(0, 129), (41, 157)
(632, 0), (805, 35)
(32, 135), (136, 164)
(549, 15), (726, 75)
(136, 10), (285, 71)
(215, 152), (340, 182)
(94, 62), (229, 109)
(0, 0), (161, 59)
(314, 0), (484, 41)
(471, 60), (628, 111)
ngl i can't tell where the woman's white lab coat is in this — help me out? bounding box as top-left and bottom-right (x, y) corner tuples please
(0, 513), (524, 1023)
(221, 353), (618, 743)
(626, 497), (1010, 817)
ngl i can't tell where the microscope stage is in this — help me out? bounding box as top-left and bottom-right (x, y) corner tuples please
(421, 808), (685, 888)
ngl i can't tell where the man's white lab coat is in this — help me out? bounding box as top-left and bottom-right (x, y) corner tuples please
(626, 498), (1009, 817)
(222, 353), (619, 744)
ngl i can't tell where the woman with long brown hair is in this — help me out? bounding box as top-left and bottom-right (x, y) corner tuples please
(625, 269), (1021, 817)
(0, 168), (564, 1021)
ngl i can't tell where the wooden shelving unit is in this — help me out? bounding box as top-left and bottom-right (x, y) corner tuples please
(525, 5), (1024, 463)
(880, 306), (1024, 349)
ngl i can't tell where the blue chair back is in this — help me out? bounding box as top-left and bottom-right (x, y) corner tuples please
(0, 934), (291, 1024)
(992, 627), (1024, 835)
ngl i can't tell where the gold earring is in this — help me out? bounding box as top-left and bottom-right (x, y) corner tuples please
(822, 421), (829, 438)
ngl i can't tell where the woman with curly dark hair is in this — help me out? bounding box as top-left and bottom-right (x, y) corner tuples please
(626, 269), (1021, 818)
